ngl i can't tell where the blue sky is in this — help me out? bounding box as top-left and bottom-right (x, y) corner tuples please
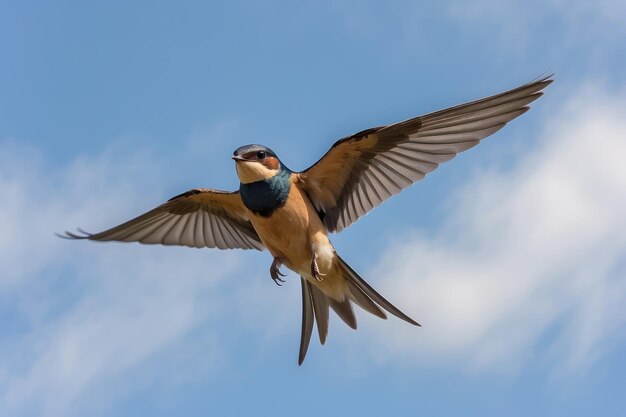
(1, 1), (626, 416)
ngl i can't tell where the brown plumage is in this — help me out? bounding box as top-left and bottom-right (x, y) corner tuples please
(60, 76), (553, 364)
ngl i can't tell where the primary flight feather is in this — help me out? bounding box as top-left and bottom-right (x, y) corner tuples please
(61, 76), (553, 364)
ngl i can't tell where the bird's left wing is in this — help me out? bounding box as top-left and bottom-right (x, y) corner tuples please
(298, 76), (553, 232)
(60, 188), (264, 250)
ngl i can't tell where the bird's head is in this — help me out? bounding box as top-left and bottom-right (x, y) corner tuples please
(232, 144), (284, 184)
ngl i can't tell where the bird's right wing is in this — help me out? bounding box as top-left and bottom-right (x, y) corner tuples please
(60, 188), (264, 250)
(298, 76), (553, 232)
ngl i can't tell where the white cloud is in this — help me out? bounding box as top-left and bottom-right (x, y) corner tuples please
(449, 0), (626, 26)
(3, 81), (626, 415)
(449, 0), (626, 45)
(0, 137), (249, 416)
(352, 82), (626, 374)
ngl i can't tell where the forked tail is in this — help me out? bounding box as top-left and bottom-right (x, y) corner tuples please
(298, 255), (420, 364)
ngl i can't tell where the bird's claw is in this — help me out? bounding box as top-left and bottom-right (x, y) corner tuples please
(270, 258), (287, 286)
(311, 255), (326, 282)
(272, 276), (286, 286)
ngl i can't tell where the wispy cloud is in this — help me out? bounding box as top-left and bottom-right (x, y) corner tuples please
(449, 0), (626, 28)
(352, 82), (626, 374)
(3, 80), (626, 415)
(449, 0), (626, 47)
(0, 136), (248, 416)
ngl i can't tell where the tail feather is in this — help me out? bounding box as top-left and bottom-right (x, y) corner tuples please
(345, 278), (387, 320)
(309, 283), (329, 345)
(298, 279), (315, 366)
(297, 255), (419, 364)
(329, 297), (357, 330)
(337, 255), (421, 327)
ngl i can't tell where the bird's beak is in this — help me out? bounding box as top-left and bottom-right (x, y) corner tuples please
(232, 155), (245, 162)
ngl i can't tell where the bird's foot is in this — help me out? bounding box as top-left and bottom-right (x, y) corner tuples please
(311, 253), (326, 282)
(270, 258), (287, 286)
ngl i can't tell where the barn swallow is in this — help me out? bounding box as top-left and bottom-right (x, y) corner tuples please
(60, 76), (552, 364)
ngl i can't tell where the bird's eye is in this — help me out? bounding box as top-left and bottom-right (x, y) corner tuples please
(256, 151), (266, 159)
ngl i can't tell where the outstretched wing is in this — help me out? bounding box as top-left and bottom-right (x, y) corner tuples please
(298, 76), (553, 232)
(60, 188), (264, 250)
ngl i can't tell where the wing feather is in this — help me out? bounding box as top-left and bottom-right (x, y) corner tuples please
(59, 188), (264, 251)
(299, 76), (553, 232)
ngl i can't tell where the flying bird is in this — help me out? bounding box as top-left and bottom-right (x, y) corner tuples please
(60, 76), (552, 364)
